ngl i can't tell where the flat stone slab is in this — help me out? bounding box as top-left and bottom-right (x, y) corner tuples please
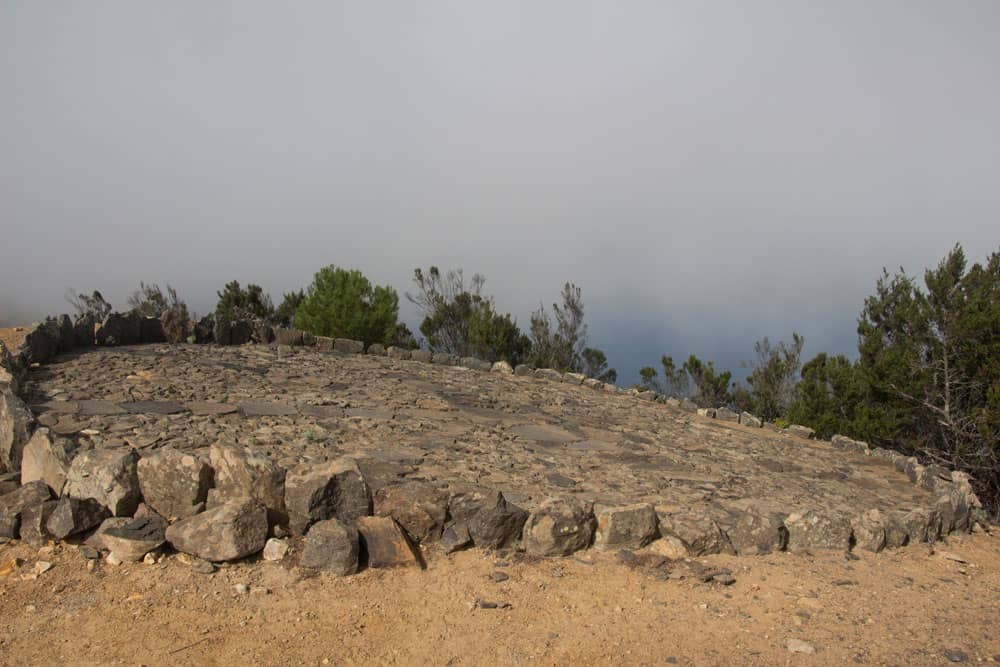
(78, 400), (128, 416)
(185, 401), (239, 416)
(238, 403), (298, 417)
(299, 405), (345, 419)
(122, 401), (189, 415)
(30, 401), (80, 415)
(507, 423), (581, 443)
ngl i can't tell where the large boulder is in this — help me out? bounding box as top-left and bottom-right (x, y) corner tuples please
(784, 510), (853, 552)
(715, 408), (739, 423)
(593, 503), (660, 551)
(284, 457), (371, 535)
(209, 444), (287, 526)
(334, 338), (364, 354)
(137, 448), (212, 520)
(0, 385), (34, 472)
(448, 489), (528, 549)
(386, 346), (412, 360)
(374, 482), (449, 544)
(356, 515), (423, 569)
(522, 497), (596, 557)
(56, 314), (74, 353)
(0, 480), (52, 538)
(366, 343), (386, 356)
(659, 511), (735, 556)
(728, 508), (788, 555)
(19, 500), (58, 546)
(64, 448), (141, 516)
(785, 424), (816, 439)
(165, 499), (268, 562)
(46, 496), (110, 539)
(96, 312), (142, 346)
(300, 518), (359, 575)
(94, 515), (167, 561)
(739, 412), (762, 428)
(409, 350), (432, 363)
(20, 428), (73, 495)
(851, 509), (887, 552)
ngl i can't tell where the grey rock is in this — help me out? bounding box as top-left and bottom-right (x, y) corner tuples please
(660, 511), (735, 556)
(594, 503), (659, 551)
(562, 372), (586, 385)
(374, 481), (448, 543)
(534, 368), (563, 382)
(851, 509), (888, 552)
(583, 378), (603, 389)
(46, 496), (110, 540)
(0, 481), (53, 538)
(366, 343), (386, 356)
(409, 350), (432, 363)
(21, 323), (56, 364)
(210, 444), (287, 526)
(284, 457), (371, 535)
(513, 364), (534, 376)
(300, 518), (359, 575)
(73, 314), (96, 347)
(729, 508), (788, 555)
(522, 497), (596, 557)
(715, 407), (739, 422)
(19, 499), (58, 546)
(785, 424), (815, 439)
(460, 356), (492, 372)
(490, 361), (514, 374)
(96, 312), (142, 346)
(1, 385), (34, 472)
(356, 515), (422, 569)
(137, 447), (212, 520)
(431, 352), (459, 366)
(94, 515), (167, 561)
(262, 537), (289, 561)
(165, 499), (269, 562)
(386, 346), (411, 360)
(439, 523), (473, 554)
(785, 510), (853, 552)
(19, 428), (72, 494)
(64, 448), (141, 516)
(679, 399), (699, 413)
(333, 338), (364, 354)
(272, 328), (303, 346)
(739, 412), (762, 428)
(448, 489), (528, 549)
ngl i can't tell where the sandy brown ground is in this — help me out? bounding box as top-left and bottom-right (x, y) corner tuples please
(1, 532), (998, 666)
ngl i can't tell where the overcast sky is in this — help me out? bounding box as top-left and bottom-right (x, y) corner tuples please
(2, 2), (998, 384)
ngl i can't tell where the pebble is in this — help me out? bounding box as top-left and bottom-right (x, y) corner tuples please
(33, 561), (54, 575)
(787, 638), (816, 655)
(192, 559), (216, 575)
(943, 649), (969, 663)
(712, 573), (736, 585)
(234, 583), (250, 595)
(262, 538), (289, 562)
(491, 571), (510, 582)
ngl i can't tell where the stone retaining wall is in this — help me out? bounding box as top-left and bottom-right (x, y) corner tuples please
(0, 316), (985, 575)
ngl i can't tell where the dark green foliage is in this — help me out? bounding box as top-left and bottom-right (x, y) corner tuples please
(274, 290), (306, 328)
(638, 366), (660, 392)
(215, 281), (274, 322)
(660, 355), (690, 397)
(294, 266), (400, 346)
(582, 347), (617, 384)
(65, 289), (112, 320)
(682, 355), (733, 408)
(126, 283), (190, 343)
(392, 322), (419, 350)
(528, 283), (588, 371)
(787, 353), (866, 439)
(407, 267), (530, 364)
(742, 333), (805, 422)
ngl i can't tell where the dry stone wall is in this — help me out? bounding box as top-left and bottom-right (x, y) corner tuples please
(0, 316), (986, 575)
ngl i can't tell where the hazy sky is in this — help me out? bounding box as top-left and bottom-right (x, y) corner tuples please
(2, 2), (998, 384)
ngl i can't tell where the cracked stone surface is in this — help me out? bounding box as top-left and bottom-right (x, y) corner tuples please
(20, 344), (938, 534)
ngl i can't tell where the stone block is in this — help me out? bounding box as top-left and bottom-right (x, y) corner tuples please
(64, 448), (141, 517)
(522, 497), (596, 557)
(284, 457), (371, 535)
(1, 385), (34, 472)
(715, 407), (739, 422)
(448, 489), (527, 549)
(19, 499), (58, 546)
(333, 338), (364, 354)
(513, 364), (534, 376)
(386, 346), (411, 360)
(431, 352), (458, 366)
(459, 357), (492, 371)
(785, 424), (815, 439)
(165, 499), (268, 562)
(491, 361), (514, 374)
(660, 510), (735, 556)
(409, 350), (432, 363)
(374, 481), (448, 543)
(315, 336), (335, 351)
(19, 428), (72, 495)
(46, 496), (109, 540)
(0, 481), (52, 538)
(563, 372), (586, 385)
(784, 510), (853, 552)
(729, 508), (788, 555)
(300, 518), (359, 575)
(534, 368), (563, 382)
(739, 412), (762, 428)
(851, 509), (887, 552)
(137, 447), (212, 520)
(356, 515), (423, 569)
(209, 444), (287, 526)
(366, 343), (386, 356)
(594, 503), (659, 550)
(273, 328), (303, 346)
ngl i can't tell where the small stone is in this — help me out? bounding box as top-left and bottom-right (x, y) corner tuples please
(491, 571), (510, 582)
(943, 649), (969, 663)
(191, 558), (216, 574)
(262, 538), (289, 561)
(234, 583), (250, 595)
(712, 573), (736, 585)
(787, 638), (816, 655)
(356, 515), (423, 569)
(33, 560), (53, 575)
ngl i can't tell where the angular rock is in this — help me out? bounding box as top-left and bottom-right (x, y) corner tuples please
(697, 408), (716, 418)
(583, 378), (603, 389)
(366, 343), (386, 356)
(431, 352), (458, 366)
(284, 457), (371, 535)
(594, 503), (659, 550)
(784, 510), (853, 552)
(937, 486), (972, 534)
(64, 448), (141, 516)
(96, 312), (142, 346)
(729, 508), (788, 555)
(333, 338), (364, 354)
(562, 372), (586, 385)
(715, 407), (739, 422)
(892, 506), (941, 544)
(46, 496), (110, 540)
(165, 499), (268, 562)
(19, 428), (72, 495)
(439, 523), (473, 554)
(851, 509), (887, 552)
(785, 424), (816, 439)
(262, 537), (288, 561)
(300, 518), (359, 575)
(386, 346), (411, 360)
(315, 336), (335, 351)
(94, 515), (167, 561)
(73, 314), (96, 347)
(19, 500), (58, 546)
(660, 511), (735, 556)
(0, 481), (52, 538)
(373, 481), (448, 543)
(139, 317), (166, 344)
(356, 515), (422, 569)
(272, 328), (303, 346)
(137, 447), (212, 520)
(490, 361), (514, 374)
(21, 323), (56, 364)
(522, 497), (596, 557)
(209, 444), (287, 526)
(534, 368), (563, 382)
(513, 364), (534, 376)
(409, 350), (432, 363)
(1, 385), (34, 472)
(739, 412), (762, 428)
(459, 357), (492, 371)
(679, 398), (699, 412)
(448, 489), (528, 549)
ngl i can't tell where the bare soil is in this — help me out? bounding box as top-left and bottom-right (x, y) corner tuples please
(1, 531), (998, 666)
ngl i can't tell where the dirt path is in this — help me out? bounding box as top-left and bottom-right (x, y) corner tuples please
(1, 531), (998, 666)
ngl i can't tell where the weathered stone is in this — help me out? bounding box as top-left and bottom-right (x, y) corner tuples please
(459, 356), (492, 372)
(887, 507), (940, 545)
(284, 457), (371, 535)
(409, 349), (432, 363)
(513, 364), (534, 376)
(73, 314), (96, 347)
(715, 407), (739, 422)
(94, 515), (167, 561)
(334, 338), (364, 354)
(534, 368), (563, 382)
(937, 486), (972, 534)
(374, 482), (448, 543)
(366, 343), (386, 356)
(831, 434), (871, 454)
(386, 346), (411, 360)
(238, 402), (298, 417)
(636, 391), (656, 401)
(300, 518), (359, 574)
(193, 314), (214, 343)
(272, 328), (303, 346)
(851, 509), (887, 552)
(729, 508), (788, 555)
(431, 352), (459, 366)
(604, 383), (621, 393)
(356, 515), (422, 569)
(594, 503), (659, 550)
(1, 385), (34, 472)
(77, 399), (127, 416)
(21, 323), (56, 364)
(209, 444), (287, 525)
(262, 537), (289, 561)
(786, 424), (816, 439)
(562, 372), (586, 385)
(762, 422), (781, 432)
(660, 511), (735, 556)
(315, 336), (335, 351)
(583, 378), (603, 389)
(679, 399), (698, 412)
(46, 496), (110, 540)
(439, 523), (473, 554)
(19, 499), (58, 546)
(448, 489), (528, 549)
(165, 499), (268, 562)
(697, 408), (716, 418)
(64, 448), (141, 516)
(491, 361), (514, 374)
(96, 312), (142, 346)
(739, 412), (762, 428)
(19, 428), (73, 495)
(522, 497), (596, 557)
(0, 481), (52, 538)
(784, 510), (853, 552)
(137, 448), (212, 520)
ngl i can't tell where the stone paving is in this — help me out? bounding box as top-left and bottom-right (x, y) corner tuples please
(21, 343), (937, 534)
